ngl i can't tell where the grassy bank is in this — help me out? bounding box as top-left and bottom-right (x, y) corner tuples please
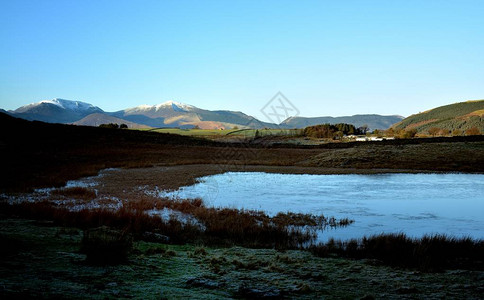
(2, 113), (484, 298)
(0, 198), (352, 249)
(1, 199), (482, 274)
(1, 218), (483, 299)
(310, 233), (484, 272)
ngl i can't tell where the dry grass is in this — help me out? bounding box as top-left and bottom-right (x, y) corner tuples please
(80, 226), (133, 265)
(2, 113), (484, 272)
(306, 141), (484, 171)
(310, 233), (484, 271)
(2, 112), (483, 193)
(0, 196), (351, 249)
(51, 187), (97, 200)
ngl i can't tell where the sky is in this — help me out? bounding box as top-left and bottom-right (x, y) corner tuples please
(1, 0), (483, 121)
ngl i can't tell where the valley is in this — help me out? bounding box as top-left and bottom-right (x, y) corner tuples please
(1, 109), (483, 299)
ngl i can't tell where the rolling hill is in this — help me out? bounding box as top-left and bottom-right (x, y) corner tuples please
(73, 113), (148, 129)
(280, 114), (403, 130)
(6, 98), (404, 130)
(391, 100), (484, 134)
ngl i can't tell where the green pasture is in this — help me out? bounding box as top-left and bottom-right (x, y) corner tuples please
(137, 128), (303, 137)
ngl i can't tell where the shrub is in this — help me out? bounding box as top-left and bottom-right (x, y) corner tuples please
(466, 127), (481, 136)
(80, 226), (133, 265)
(99, 123), (119, 129)
(452, 129), (463, 136)
(428, 127), (440, 136)
(399, 129), (417, 139)
(51, 187), (97, 200)
(309, 233), (484, 271)
(303, 123), (362, 139)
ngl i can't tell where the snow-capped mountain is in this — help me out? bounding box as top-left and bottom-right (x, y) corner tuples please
(15, 98), (101, 113)
(6, 98), (273, 129)
(4, 98), (402, 130)
(122, 101), (195, 116)
(111, 100), (271, 128)
(10, 98), (103, 124)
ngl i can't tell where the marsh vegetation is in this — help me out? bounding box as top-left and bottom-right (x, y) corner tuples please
(1, 113), (484, 298)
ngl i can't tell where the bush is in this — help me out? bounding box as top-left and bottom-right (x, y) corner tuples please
(99, 123), (119, 129)
(399, 129), (417, 139)
(428, 127), (440, 136)
(466, 127), (481, 136)
(309, 233), (484, 271)
(452, 129), (463, 136)
(80, 226), (133, 265)
(51, 187), (97, 200)
(303, 123), (363, 139)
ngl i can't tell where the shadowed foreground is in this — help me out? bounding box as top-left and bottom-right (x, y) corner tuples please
(1, 113), (484, 298)
(1, 219), (483, 299)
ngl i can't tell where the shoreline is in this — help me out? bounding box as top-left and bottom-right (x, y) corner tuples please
(94, 164), (481, 195)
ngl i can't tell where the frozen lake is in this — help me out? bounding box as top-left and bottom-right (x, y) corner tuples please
(163, 172), (484, 242)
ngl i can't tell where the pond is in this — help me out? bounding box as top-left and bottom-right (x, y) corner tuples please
(162, 172), (484, 242)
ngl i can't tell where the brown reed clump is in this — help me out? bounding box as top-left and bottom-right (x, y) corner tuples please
(0, 197), (350, 249)
(80, 226), (132, 265)
(309, 233), (484, 271)
(51, 187), (97, 200)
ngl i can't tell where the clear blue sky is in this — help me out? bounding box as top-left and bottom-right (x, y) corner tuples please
(1, 0), (483, 120)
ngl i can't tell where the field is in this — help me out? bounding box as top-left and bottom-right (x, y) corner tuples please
(138, 127), (304, 140)
(1, 112), (484, 298)
(2, 218), (483, 299)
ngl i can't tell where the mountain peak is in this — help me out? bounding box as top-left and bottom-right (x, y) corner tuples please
(10, 98), (103, 124)
(126, 101), (195, 113)
(14, 98), (102, 114)
(23, 98), (99, 111)
(155, 100), (195, 111)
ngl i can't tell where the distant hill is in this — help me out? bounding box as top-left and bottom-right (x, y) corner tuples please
(7, 99), (277, 129)
(280, 114), (403, 130)
(391, 100), (484, 134)
(110, 101), (276, 129)
(9, 98), (103, 123)
(73, 113), (148, 129)
(6, 98), (405, 130)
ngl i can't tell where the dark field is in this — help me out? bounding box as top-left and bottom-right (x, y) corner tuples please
(1, 113), (484, 299)
(1, 112), (483, 193)
(1, 218), (483, 299)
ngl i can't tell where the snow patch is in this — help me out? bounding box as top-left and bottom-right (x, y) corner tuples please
(125, 101), (195, 113)
(22, 98), (101, 112)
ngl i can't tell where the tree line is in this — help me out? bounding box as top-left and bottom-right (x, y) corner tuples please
(303, 123), (367, 139)
(99, 123), (128, 129)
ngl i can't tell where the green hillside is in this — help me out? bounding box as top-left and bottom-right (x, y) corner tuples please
(392, 100), (484, 135)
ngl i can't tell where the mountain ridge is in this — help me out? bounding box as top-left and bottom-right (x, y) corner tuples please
(280, 114), (404, 131)
(391, 100), (484, 135)
(10, 98), (103, 124)
(7, 98), (403, 130)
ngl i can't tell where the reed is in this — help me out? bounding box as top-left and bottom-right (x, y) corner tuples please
(51, 187), (97, 200)
(0, 198), (350, 249)
(309, 233), (484, 271)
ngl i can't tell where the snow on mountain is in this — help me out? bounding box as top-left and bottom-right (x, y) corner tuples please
(16, 98), (102, 113)
(166, 101), (195, 112)
(6, 98), (404, 130)
(10, 98), (103, 124)
(43, 98), (100, 111)
(125, 101), (195, 114)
